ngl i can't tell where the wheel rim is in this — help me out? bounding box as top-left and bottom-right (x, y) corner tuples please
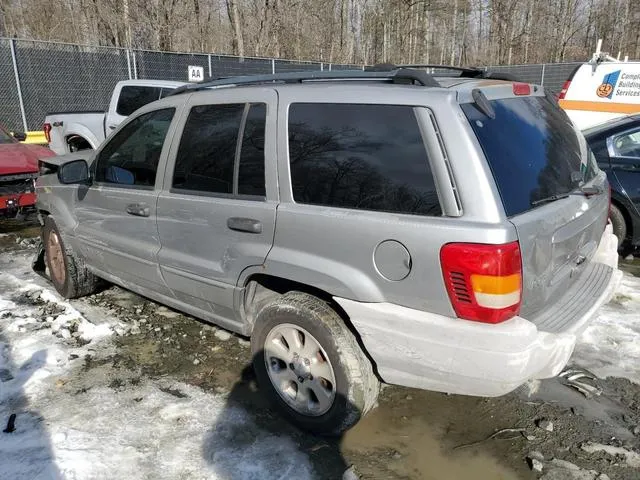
(264, 323), (337, 416)
(47, 231), (66, 286)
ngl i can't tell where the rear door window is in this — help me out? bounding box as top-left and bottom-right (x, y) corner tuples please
(288, 103), (442, 216)
(238, 104), (267, 196)
(173, 104), (245, 194)
(462, 96), (592, 217)
(116, 86), (162, 116)
(172, 103), (267, 197)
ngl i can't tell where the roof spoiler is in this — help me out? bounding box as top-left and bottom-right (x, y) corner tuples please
(366, 64), (521, 82)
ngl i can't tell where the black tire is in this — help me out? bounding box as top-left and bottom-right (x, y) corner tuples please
(251, 291), (379, 436)
(43, 217), (101, 299)
(609, 204), (627, 248)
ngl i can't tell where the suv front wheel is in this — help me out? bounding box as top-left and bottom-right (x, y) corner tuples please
(251, 291), (379, 435)
(43, 217), (101, 299)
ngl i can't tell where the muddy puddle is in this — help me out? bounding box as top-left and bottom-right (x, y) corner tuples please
(343, 399), (520, 479)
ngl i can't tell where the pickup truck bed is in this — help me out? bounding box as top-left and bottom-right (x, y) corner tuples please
(44, 80), (184, 155)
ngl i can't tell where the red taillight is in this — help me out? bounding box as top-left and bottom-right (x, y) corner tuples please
(43, 123), (52, 144)
(440, 242), (522, 324)
(512, 83), (531, 96)
(558, 80), (571, 100)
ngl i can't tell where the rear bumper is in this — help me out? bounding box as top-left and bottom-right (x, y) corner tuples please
(335, 227), (622, 397)
(0, 192), (37, 216)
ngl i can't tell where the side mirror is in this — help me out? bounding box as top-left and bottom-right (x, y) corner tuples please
(12, 131), (26, 142)
(58, 159), (90, 185)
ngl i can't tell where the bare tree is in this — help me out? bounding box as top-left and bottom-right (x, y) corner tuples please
(1, 0), (638, 65)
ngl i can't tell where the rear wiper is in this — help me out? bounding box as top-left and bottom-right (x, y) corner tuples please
(531, 193), (570, 206)
(531, 185), (604, 206)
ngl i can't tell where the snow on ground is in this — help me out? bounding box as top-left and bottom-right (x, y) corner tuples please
(2, 237), (640, 479)
(573, 272), (640, 385)
(0, 251), (314, 480)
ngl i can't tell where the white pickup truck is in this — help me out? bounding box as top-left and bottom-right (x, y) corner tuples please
(43, 79), (184, 155)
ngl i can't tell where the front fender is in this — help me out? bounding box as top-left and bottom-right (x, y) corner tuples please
(36, 177), (79, 239)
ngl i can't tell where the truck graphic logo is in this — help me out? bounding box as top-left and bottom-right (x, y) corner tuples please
(596, 70), (620, 99)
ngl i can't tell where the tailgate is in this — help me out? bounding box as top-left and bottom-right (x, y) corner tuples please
(509, 189), (609, 317)
(462, 92), (610, 320)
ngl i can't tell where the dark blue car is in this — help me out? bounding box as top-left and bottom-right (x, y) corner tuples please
(584, 115), (640, 250)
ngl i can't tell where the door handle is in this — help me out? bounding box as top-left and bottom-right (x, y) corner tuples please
(126, 203), (150, 217)
(108, 124), (117, 130)
(227, 217), (262, 234)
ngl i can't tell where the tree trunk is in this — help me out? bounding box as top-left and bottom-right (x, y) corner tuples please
(450, 0), (457, 65)
(226, 0), (244, 57)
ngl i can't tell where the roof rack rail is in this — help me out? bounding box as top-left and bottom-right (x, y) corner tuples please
(166, 68), (440, 96)
(365, 63), (520, 82)
(400, 64), (483, 75)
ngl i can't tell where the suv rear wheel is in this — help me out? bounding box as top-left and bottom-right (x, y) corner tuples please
(251, 291), (379, 435)
(43, 217), (101, 298)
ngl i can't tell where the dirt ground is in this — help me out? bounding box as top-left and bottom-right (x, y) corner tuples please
(1, 218), (639, 480)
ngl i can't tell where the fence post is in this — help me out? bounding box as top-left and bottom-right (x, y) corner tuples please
(132, 50), (138, 79)
(541, 63), (546, 86)
(208, 54), (212, 78)
(126, 49), (133, 80)
(9, 39), (28, 132)
(320, 62), (324, 71)
(328, 63), (332, 71)
(271, 59), (275, 75)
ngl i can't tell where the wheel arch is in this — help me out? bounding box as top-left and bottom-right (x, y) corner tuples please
(66, 134), (93, 151)
(242, 273), (349, 331)
(241, 273), (381, 379)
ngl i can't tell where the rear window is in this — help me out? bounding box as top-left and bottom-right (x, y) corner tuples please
(288, 103), (442, 216)
(116, 86), (162, 116)
(462, 96), (592, 217)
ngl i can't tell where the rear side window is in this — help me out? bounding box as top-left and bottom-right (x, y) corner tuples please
(173, 103), (266, 196)
(288, 103), (441, 216)
(116, 86), (162, 116)
(159, 88), (175, 99)
(462, 96), (592, 217)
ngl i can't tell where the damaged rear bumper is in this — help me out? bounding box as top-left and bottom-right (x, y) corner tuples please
(0, 192), (37, 217)
(1, 172), (37, 217)
(334, 227), (622, 397)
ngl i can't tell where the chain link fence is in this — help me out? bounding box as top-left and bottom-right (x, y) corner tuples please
(0, 37), (583, 132)
(486, 62), (581, 92)
(0, 38), (361, 132)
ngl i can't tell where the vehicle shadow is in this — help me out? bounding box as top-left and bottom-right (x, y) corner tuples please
(0, 331), (60, 479)
(201, 351), (353, 480)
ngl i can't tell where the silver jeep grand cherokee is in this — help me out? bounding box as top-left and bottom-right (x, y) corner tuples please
(35, 68), (621, 435)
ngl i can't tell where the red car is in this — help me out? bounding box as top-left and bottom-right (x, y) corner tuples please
(0, 126), (55, 218)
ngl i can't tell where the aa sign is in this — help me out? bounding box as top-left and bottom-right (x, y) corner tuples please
(188, 65), (204, 82)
